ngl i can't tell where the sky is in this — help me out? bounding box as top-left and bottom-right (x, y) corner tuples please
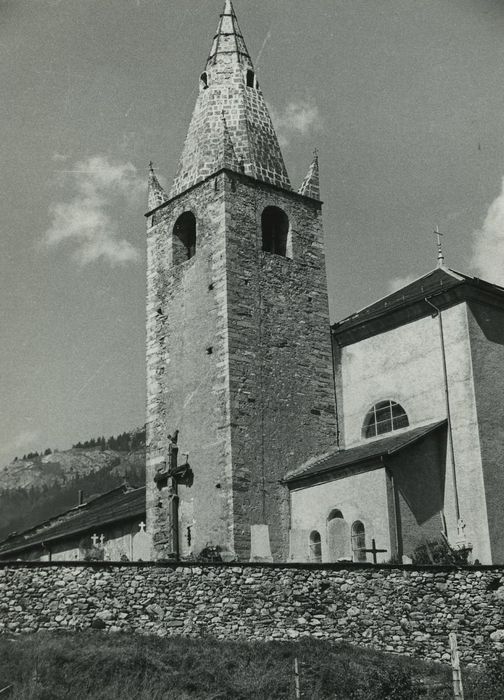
(1, 0), (504, 464)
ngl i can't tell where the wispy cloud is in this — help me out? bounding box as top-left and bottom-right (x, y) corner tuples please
(387, 274), (418, 294)
(44, 155), (143, 266)
(1, 430), (41, 465)
(471, 177), (504, 286)
(270, 100), (322, 147)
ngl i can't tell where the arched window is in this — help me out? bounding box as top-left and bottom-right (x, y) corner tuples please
(261, 206), (289, 257)
(309, 530), (322, 563)
(362, 400), (409, 439)
(246, 70), (256, 88)
(200, 72), (208, 90)
(173, 212), (196, 265)
(351, 521), (366, 562)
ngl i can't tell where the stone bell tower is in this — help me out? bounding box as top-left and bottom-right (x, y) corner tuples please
(145, 0), (337, 561)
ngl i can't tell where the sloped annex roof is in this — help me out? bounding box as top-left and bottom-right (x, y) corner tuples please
(332, 267), (504, 346)
(284, 420), (447, 486)
(0, 484), (146, 557)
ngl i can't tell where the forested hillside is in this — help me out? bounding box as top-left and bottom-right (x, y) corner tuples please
(0, 428), (146, 541)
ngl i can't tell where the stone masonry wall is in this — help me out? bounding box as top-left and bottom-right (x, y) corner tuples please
(225, 173), (338, 559)
(2, 562), (504, 667)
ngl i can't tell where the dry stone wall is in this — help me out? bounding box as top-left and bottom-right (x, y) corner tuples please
(2, 562), (504, 666)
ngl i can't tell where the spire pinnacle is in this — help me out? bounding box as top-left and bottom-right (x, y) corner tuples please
(298, 149), (320, 200)
(147, 162), (168, 212)
(206, 0), (253, 71)
(434, 226), (445, 268)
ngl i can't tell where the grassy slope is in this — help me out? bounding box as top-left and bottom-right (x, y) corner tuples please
(0, 632), (502, 700)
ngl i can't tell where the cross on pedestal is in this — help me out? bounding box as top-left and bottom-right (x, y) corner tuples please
(361, 538), (387, 564)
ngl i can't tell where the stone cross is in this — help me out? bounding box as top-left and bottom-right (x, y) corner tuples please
(91, 534), (99, 547)
(361, 538), (387, 564)
(99, 534), (105, 546)
(139, 521), (146, 532)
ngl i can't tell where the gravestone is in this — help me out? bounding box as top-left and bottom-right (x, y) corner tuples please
(132, 522), (151, 561)
(249, 524), (273, 562)
(327, 517), (351, 561)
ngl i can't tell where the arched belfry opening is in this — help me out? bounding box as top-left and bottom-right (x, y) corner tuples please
(173, 212), (196, 265)
(200, 72), (208, 90)
(246, 70), (258, 89)
(261, 206), (290, 257)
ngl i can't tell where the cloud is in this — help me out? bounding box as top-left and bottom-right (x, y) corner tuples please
(0, 430), (41, 465)
(52, 152), (69, 163)
(471, 177), (504, 286)
(387, 274), (418, 294)
(269, 100), (322, 147)
(44, 155), (143, 266)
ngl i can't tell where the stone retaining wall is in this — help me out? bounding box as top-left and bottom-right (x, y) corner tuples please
(1, 562), (504, 666)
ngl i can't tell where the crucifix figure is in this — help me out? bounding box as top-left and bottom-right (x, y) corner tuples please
(361, 538), (387, 564)
(434, 225), (445, 268)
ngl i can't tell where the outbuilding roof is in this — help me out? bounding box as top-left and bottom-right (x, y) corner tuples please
(0, 484), (145, 558)
(284, 420), (447, 486)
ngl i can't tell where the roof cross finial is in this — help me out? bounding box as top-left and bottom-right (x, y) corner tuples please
(434, 225), (445, 268)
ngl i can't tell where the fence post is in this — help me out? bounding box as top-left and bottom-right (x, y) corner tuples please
(294, 657), (300, 699)
(449, 632), (464, 700)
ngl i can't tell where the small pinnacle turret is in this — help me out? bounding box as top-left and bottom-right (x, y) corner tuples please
(219, 113), (242, 172)
(147, 162), (168, 212)
(169, 0), (291, 197)
(298, 150), (320, 200)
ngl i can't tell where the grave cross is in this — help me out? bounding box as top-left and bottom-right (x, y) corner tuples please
(91, 534), (99, 547)
(139, 521), (146, 533)
(361, 538), (387, 564)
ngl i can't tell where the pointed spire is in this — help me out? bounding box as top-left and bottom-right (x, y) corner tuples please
(169, 2), (291, 197)
(206, 0), (253, 71)
(147, 162), (168, 212)
(298, 150), (320, 200)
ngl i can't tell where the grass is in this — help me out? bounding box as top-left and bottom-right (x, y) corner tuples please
(0, 632), (502, 699)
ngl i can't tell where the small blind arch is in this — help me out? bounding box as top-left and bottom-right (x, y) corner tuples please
(327, 509), (344, 522)
(261, 206), (289, 257)
(173, 212), (196, 265)
(362, 400), (409, 439)
(309, 530), (322, 563)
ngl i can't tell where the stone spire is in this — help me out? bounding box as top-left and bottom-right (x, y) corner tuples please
(206, 0), (253, 71)
(147, 162), (168, 212)
(169, 0), (291, 198)
(298, 150), (320, 200)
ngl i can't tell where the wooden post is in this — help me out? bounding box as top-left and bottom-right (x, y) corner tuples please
(449, 632), (464, 700)
(293, 657), (300, 700)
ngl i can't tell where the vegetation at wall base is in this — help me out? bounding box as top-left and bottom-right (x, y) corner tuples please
(0, 632), (502, 699)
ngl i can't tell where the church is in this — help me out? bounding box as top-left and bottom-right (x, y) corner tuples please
(145, 1), (504, 566)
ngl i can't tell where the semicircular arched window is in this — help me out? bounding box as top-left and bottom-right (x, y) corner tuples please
(351, 520), (366, 563)
(309, 530), (322, 563)
(261, 206), (289, 257)
(362, 400), (409, 439)
(173, 211), (196, 265)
